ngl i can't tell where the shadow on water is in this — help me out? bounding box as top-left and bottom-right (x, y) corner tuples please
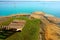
(0, 30), (17, 39)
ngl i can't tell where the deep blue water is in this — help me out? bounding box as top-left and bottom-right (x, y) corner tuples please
(0, 1), (60, 18)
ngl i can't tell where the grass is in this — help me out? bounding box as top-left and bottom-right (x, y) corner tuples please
(0, 16), (40, 40)
(0, 17), (14, 26)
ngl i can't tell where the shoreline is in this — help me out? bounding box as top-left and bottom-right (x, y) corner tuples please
(0, 13), (31, 17)
(0, 12), (60, 18)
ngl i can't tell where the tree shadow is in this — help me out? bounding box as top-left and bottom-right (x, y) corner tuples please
(0, 30), (17, 39)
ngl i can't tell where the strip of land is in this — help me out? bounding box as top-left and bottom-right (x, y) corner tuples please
(0, 12), (60, 40)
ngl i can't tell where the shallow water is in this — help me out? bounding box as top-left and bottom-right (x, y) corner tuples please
(0, 1), (60, 18)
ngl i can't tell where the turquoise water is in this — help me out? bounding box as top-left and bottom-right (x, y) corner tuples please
(0, 1), (60, 18)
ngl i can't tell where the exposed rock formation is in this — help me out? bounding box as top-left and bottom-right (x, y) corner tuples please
(30, 12), (45, 19)
(0, 12), (60, 40)
(30, 12), (60, 40)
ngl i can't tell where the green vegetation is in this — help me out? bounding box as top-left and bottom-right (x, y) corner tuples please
(0, 17), (15, 26)
(0, 16), (40, 40)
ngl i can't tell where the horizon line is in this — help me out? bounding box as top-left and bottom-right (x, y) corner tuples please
(0, 1), (60, 2)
